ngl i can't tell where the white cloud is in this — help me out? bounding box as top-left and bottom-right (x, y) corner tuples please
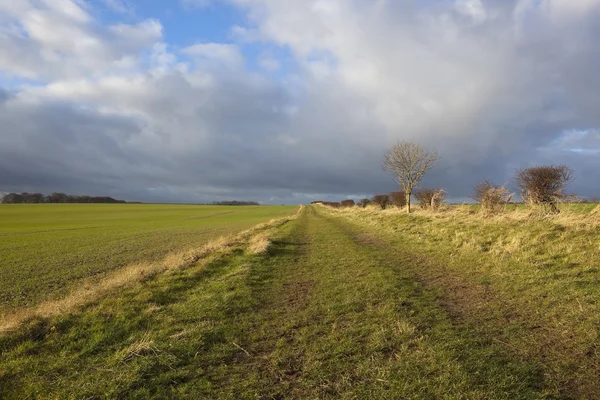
(454, 0), (487, 23)
(0, 1), (163, 80)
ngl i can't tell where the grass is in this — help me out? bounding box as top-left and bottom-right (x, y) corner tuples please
(0, 204), (296, 312)
(1, 204), (598, 397)
(2, 205), (549, 399)
(452, 203), (598, 213)
(321, 204), (600, 398)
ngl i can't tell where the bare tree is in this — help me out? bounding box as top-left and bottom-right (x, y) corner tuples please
(383, 141), (438, 213)
(471, 181), (513, 214)
(515, 165), (574, 213)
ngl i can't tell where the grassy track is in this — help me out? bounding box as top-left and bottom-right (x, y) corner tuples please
(320, 205), (600, 398)
(1, 206), (553, 399)
(0, 204), (296, 311)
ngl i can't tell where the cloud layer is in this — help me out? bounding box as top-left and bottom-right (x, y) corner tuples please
(0, 0), (598, 203)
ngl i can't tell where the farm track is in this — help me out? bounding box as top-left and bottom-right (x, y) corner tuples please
(202, 207), (545, 398)
(315, 206), (600, 399)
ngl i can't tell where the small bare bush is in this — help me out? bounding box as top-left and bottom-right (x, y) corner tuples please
(472, 181), (513, 214)
(414, 188), (445, 211)
(359, 198), (371, 208)
(371, 194), (390, 210)
(389, 191), (407, 208)
(516, 165), (574, 214)
(341, 199), (356, 208)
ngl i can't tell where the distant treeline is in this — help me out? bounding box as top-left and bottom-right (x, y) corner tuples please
(209, 201), (260, 206)
(1, 192), (126, 204)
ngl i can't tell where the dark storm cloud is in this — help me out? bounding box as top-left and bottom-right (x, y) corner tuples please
(0, 0), (599, 204)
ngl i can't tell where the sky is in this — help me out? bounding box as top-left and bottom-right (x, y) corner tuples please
(0, 0), (599, 204)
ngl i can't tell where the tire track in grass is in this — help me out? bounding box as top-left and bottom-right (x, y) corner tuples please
(318, 205), (599, 399)
(228, 206), (546, 399)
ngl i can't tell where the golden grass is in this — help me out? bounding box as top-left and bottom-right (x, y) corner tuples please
(246, 233), (271, 255)
(115, 332), (158, 364)
(331, 203), (600, 227)
(0, 206), (303, 335)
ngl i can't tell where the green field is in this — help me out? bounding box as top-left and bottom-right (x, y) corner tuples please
(1, 204), (599, 398)
(0, 204), (297, 311)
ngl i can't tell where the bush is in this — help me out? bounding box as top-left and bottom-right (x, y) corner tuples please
(371, 194), (390, 210)
(359, 199), (371, 208)
(340, 200), (356, 208)
(414, 188), (445, 210)
(472, 181), (513, 214)
(389, 191), (407, 208)
(516, 165), (574, 213)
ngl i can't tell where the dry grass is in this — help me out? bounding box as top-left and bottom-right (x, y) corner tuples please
(0, 207), (303, 335)
(328, 202), (600, 227)
(247, 233), (271, 254)
(115, 332), (158, 364)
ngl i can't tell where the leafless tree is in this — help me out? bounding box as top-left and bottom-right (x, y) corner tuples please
(471, 181), (513, 214)
(371, 194), (390, 210)
(516, 165), (574, 213)
(383, 140), (438, 213)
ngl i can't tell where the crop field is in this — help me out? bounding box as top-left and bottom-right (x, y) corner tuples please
(1, 204), (599, 398)
(0, 204), (297, 312)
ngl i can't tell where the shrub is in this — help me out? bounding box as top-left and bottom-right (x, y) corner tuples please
(359, 198), (371, 208)
(389, 191), (407, 208)
(516, 165), (574, 213)
(371, 194), (390, 210)
(414, 188), (445, 210)
(341, 199), (356, 208)
(472, 181), (513, 214)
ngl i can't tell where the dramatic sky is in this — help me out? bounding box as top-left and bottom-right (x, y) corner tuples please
(0, 0), (598, 204)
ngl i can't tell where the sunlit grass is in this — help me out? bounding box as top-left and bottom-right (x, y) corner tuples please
(0, 204), (296, 311)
